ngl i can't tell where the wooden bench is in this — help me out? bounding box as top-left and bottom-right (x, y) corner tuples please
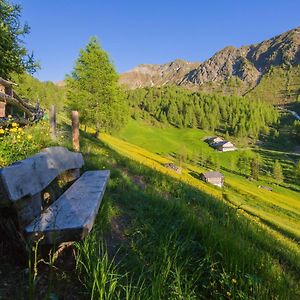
(0, 146), (110, 245)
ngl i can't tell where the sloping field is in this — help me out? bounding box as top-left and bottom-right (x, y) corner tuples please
(100, 133), (300, 241)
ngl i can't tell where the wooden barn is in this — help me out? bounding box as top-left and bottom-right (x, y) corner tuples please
(215, 141), (237, 152)
(201, 171), (224, 187)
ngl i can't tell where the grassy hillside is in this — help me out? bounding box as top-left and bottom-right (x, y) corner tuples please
(117, 119), (299, 182)
(1, 120), (300, 298)
(80, 133), (300, 299)
(102, 133), (300, 240)
(116, 118), (210, 156)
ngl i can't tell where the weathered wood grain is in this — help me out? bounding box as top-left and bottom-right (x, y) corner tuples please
(0, 92), (34, 117)
(25, 170), (110, 244)
(14, 193), (42, 228)
(0, 147), (84, 204)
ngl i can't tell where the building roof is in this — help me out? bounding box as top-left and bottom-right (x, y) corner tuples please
(0, 77), (17, 87)
(202, 171), (224, 179)
(206, 136), (224, 143)
(217, 141), (235, 147)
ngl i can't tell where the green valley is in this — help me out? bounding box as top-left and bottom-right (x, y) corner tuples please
(1, 1), (300, 298)
(111, 120), (300, 239)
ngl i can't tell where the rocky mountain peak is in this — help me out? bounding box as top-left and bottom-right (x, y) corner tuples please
(120, 27), (300, 91)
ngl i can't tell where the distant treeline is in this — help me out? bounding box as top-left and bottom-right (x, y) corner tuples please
(127, 86), (279, 138)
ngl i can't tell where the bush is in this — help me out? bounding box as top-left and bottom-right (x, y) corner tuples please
(0, 119), (52, 167)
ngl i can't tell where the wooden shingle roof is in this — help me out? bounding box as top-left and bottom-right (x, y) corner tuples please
(202, 171), (224, 179)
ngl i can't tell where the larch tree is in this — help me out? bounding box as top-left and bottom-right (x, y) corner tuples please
(250, 155), (261, 180)
(273, 160), (284, 184)
(66, 37), (128, 134)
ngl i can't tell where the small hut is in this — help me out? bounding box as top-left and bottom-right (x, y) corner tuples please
(215, 141), (236, 152)
(201, 171), (224, 187)
(164, 163), (182, 174)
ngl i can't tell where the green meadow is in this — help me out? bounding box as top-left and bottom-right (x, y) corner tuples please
(1, 120), (300, 299)
(116, 119), (210, 155)
(113, 119), (300, 240)
(117, 119), (300, 182)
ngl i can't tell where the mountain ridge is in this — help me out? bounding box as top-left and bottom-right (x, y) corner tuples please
(119, 27), (300, 94)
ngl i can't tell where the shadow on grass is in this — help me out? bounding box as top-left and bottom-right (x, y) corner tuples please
(76, 132), (300, 299)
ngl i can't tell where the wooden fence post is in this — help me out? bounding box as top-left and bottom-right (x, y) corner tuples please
(72, 111), (80, 152)
(50, 105), (56, 139)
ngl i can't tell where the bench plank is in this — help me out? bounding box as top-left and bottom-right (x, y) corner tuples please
(0, 147), (84, 204)
(25, 170), (110, 244)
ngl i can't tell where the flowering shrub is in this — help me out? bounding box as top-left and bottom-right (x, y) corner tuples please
(0, 120), (53, 167)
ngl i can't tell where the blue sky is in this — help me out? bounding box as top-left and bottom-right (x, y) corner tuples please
(16, 0), (300, 82)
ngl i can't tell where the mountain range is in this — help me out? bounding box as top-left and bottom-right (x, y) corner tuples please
(119, 27), (300, 102)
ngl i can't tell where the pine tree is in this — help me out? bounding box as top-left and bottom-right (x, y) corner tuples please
(66, 37), (128, 133)
(237, 152), (248, 175)
(273, 160), (284, 184)
(250, 155), (261, 180)
(225, 130), (230, 141)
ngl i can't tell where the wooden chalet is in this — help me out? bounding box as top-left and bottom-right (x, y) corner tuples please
(205, 136), (237, 152)
(215, 141), (237, 152)
(201, 171), (224, 187)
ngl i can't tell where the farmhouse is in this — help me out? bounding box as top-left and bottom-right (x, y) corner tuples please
(215, 141), (236, 152)
(205, 136), (237, 152)
(205, 136), (224, 145)
(201, 171), (224, 187)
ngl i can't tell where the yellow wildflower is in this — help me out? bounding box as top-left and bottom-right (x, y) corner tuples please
(0, 129), (4, 134)
(226, 291), (231, 297)
(12, 122), (18, 127)
(18, 127), (23, 132)
(10, 128), (17, 133)
(8, 115), (12, 119)
(27, 134), (33, 140)
(232, 278), (237, 284)
(17, 135), (21, 139)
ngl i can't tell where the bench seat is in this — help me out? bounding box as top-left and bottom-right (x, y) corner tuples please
(25, 170), (110, 244)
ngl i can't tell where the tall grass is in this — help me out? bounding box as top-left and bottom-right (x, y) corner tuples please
(72, 134), (300, 299)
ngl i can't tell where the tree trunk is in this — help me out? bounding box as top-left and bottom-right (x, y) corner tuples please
(94, 123), (100, 138)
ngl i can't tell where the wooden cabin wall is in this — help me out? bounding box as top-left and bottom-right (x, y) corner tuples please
(0, 102), (6, 118)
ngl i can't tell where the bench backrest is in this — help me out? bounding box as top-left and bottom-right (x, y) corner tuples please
(0, 147), (84, 227)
